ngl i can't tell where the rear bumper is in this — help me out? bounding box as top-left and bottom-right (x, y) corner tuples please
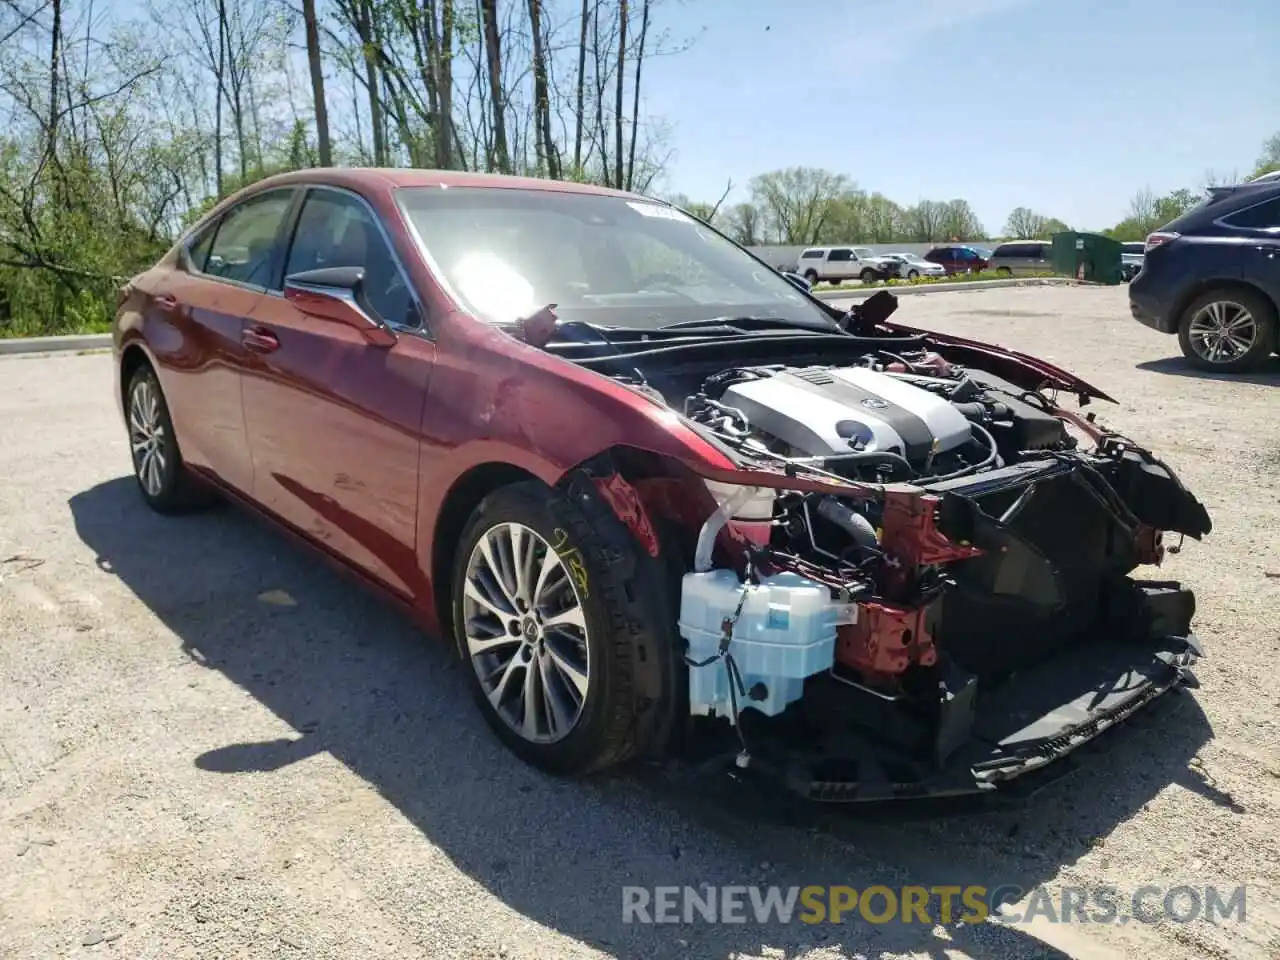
(1128, 275), (1177, 333)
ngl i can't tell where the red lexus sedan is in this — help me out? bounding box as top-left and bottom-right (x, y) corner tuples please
(114, 168), (1210, 801)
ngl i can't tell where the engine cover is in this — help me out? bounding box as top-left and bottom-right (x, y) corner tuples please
(721, 366), (973, 464)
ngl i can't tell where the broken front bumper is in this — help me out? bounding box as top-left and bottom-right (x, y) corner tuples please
(726, 581), (1202, 803)
(742, 632), (1198, 803)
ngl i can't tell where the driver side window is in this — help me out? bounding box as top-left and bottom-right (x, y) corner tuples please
(283, 188), (419, 328)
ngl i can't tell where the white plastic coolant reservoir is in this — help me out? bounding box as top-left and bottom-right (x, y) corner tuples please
(679, 569), (839, 719)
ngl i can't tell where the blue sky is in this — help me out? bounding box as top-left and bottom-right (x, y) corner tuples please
(641, 0), (1280, 231)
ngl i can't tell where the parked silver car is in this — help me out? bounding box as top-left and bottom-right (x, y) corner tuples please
(989, 240), (1053, 276)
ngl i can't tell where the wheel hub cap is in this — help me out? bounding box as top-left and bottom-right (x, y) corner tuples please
(461, 523), (591, 744)
(1188, 301), (1256, 363)
(128, 380), (167, 496)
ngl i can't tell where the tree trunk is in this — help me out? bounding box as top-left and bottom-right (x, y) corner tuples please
(438, 0), (455, 169)
(527, 0), (557, 178)
(301, 0), (331, 165)
(572, 0), (588, 173)
(591, 0), (607, 182)
(357, 0), (386, 165)
(613, 0), (627, 190)
(47, 0), (61, 148)
(625, 0), (649, 191)
(479, 0), (508, 173)
(214, 0), (227, 194)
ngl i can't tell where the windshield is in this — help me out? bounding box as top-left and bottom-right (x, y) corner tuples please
(395, 186), (836, 331)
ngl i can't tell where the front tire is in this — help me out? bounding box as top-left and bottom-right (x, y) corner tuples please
(906, 269), (919, 280)
(1177, 288), (1277, 372)
(451, 480), (672, 776)
(860, 268), (878, 284)
(996, 266), (1012, 277)
(125, 365), (214, 513)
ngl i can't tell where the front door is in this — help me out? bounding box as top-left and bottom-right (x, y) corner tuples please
(241, 186), (436, 598)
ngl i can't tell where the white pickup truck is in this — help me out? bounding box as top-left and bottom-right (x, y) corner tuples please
(794, 246), (894, 285)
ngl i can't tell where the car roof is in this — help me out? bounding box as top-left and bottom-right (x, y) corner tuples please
(236, 166), (648, 201)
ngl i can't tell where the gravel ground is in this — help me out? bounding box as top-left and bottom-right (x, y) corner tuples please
(1, 285), (1277, 959)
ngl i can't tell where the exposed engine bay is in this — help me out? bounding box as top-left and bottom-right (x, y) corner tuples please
(546, 293), (1213, 801)
(687, 352), (1070, 485)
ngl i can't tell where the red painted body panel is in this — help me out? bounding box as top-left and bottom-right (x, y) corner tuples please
(241, 294), (436, 598)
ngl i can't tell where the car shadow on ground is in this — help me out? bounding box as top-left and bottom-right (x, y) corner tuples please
(1136, 355), (1280, 385)
(69, 477), (1216, 960)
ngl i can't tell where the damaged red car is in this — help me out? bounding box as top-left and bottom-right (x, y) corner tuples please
(113, 169), (1212, 801)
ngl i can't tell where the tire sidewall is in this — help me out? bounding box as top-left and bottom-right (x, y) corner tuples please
(127, 367), (184, 509)
(450, 482), (634, 775)
(1177, 289), (1277, 372)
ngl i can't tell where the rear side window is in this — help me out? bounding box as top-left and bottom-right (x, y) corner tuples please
(799, 249), (824, 259)
(206, 189), (295, 288)
(1223, 196), (1280, 229)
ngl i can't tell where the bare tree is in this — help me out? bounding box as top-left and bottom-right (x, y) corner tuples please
(612, 0), (626, 188)
(301, 0), (331, 165)
(526, 0), (557, 177)
(624, 0), (648, 190)
(571, 0), (589, 172)
(479, 0), (509, 172)
(1004, 206), (1049, 239)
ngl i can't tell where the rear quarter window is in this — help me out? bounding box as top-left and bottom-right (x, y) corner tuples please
(1222, 196), (1280, 230)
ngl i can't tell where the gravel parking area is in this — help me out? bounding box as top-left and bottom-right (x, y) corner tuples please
(2, 285), (1277, 959)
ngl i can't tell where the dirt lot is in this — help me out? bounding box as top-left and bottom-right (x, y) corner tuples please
(2, 285), (1278, 959)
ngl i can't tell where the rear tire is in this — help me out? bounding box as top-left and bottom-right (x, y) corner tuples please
(451, 480), (676, 776)
(803, 269), (818, 283)
(125, 365), (215, 514)
(1177, 287), (1277, 373)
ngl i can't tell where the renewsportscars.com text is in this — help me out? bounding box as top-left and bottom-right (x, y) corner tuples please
(621, 884), (1247, 926)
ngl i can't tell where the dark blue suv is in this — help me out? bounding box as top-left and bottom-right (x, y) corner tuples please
(1129, 181), (1280, 372)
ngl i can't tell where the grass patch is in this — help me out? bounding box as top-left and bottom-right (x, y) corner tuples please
(817, 271), (1060, 292)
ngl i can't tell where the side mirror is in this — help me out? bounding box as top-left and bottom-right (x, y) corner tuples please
(283, 266), (398, 347)
(781, 271), (812, 292)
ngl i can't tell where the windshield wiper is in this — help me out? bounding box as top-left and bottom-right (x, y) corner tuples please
(659, 315), (837, 333)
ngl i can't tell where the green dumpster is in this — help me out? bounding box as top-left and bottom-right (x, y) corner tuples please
(1051, 232), (1123, 284)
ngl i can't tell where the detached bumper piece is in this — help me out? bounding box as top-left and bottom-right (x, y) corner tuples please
(734, 583), (1200, 803)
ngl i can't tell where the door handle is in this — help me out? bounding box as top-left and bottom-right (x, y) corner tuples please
(242, 325), (280, 353)
(156, 293), (179, 310)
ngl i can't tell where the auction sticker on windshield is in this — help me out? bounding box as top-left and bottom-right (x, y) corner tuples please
(627, 201), (693, 222)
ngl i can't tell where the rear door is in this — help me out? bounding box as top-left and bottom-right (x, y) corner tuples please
(1219, 194), (1280, 290)
(826, 247), (855, 280)
(241, 185), (436, 598)
(146, 187), (297, 495)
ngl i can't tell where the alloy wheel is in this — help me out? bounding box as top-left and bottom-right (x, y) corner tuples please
(462, 522), (591, 744)
(1187, 300), (1257, 364)
(129, 378), (167, 496)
